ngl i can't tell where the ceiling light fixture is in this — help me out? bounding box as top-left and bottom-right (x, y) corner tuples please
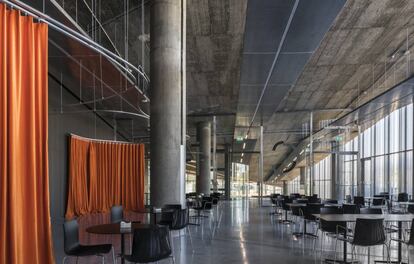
(241, 153), (244, 157)
(242, 143), (246, 149)
(240, 158), (243, 163)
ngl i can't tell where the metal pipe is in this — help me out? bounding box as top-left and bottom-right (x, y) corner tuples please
(310, 111), (314, 195)
(259, 125), (264, 206)
(48, 40), (149, 118)
(1, 0), (150, 99)
(245, 0), (299, 139)
(212, 116), (217, 192)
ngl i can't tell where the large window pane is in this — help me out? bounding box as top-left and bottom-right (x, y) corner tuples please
(408, 104), (413, 150)
(389, 153), (399, 195)
(375, 156), (385, 193)
(376, 119), (385, 155)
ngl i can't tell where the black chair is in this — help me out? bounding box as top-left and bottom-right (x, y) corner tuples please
(342, 203), (360, 214)
(398, 193), (409, 202)
(62, 219), (115, 264)
(316, 207), (346, 258)
(159, 208), (193, 249)
(390, 218), (414, 263)
(360, 207), (382, 214)
(353, 196), (365, 208)
(111, 205), (123, 223)
(346, 218), (390, 263)
(279, 197), (293, 224)
(379, 192), (390, 200)
(158, 204), (181, 227)
(308, 196), (320, 203)
(192, 197), (213, 221)
(290, 205), (302, 223)
(323, 199), (338, 204)
(372, 197), (385, 206)
(408, 204), (414, 214)
(124, 225), (175, 263)
(296, 203), (323, 238)
(293, 199), (308, 204)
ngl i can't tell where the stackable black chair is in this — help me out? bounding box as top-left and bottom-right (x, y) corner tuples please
(124, 225), (175, 264)
(316, 207), (346, 258)
(308, 195), (320, 203)
(342, 203), (360, 214)
(360, 207), (383, 214)
(158, 204), (182, 227)
(62, 219), (115, 264)
(290, 205), (302, 223)
(353, 196), (365, 208)
(323, 199), (338, 204)
(110, 205), (123, 223)
(379, 192), (390, 200)
(340, 218), (390, 263)
(192, 197), (213, 221)
(372, 197), (386, 207)
(390, 218), (414, 263)
(299, 203), (323, 237)
(398, 193), (409, 202)
(159, 208), (193, 249)
(279, 197), (293, 224)
(408, 204), (414, 214)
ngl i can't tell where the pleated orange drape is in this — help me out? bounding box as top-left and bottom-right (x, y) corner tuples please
(0, 4), (55, 264)
(65, 136), (145, 219)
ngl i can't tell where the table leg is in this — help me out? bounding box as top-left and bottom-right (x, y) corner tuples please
(121, 233), (125, 264)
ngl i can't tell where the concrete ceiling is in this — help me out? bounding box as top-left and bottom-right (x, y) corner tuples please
(186, 0), (248, 147)
(28, 0), (414, 184)
(260, 0), (414, 184)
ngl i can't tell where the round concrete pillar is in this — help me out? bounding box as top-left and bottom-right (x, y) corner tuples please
(197, 121), (211, 195)
(150, 0), (185, 207)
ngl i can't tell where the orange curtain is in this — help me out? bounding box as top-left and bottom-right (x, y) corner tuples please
(65, 136), (145, 219)
(0, 4), (55, 264)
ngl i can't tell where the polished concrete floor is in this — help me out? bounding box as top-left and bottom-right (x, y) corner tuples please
(58, 199), (413, 263)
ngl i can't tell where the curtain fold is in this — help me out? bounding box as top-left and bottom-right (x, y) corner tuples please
(65, 136), (145, 219)
(0, 4), (55, 264)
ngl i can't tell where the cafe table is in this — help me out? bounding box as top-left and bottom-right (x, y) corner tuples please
(86, 222), (153, 264)
(313, 214), (414, 264)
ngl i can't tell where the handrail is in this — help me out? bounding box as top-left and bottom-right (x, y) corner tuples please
(0, 0), (150, 102)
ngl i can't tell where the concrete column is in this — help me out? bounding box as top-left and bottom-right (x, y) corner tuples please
(197, 121), (211, 195)
(150, 0), (186, 207)
(282, 180), (288, 195)
(224, 144), (231, 200)
(299, 167), (305, 191)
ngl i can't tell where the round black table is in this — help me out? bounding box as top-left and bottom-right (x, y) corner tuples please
(86, 222), (153, 264)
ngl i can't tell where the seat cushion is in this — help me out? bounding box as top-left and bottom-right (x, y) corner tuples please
(67, 244), (112, 256)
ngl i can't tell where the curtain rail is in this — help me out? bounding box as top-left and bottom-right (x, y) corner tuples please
(70, 133), (142, 145)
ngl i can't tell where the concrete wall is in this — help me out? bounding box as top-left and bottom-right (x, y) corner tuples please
(48, 75), (124, 261)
